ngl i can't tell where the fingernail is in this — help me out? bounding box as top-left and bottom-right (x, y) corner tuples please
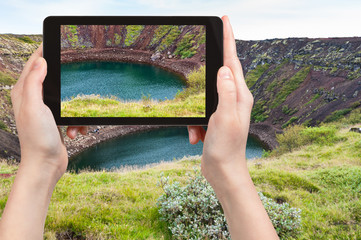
(219, 67), (232, 79)
(32, 58), (43, 70)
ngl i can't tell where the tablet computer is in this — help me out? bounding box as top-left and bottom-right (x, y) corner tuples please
(43, 16), (223, 125)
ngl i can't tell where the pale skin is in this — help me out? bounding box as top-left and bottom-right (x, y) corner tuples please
(0, 16), (278, 240)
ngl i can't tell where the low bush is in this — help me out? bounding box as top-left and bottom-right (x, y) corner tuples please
(324, 108), (352, 123)
(157, 169), (301, 239)
(175, 66), (205, 100)
(274, 125), (344, 155)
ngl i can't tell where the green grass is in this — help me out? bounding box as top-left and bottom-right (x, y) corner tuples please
(1, 113), (360, 239)
(0, 71), (16, 86)
(0, 120), (9, 132)
(157, 27), (181, 52)
(245, 63), (270, 88)
(61, 93), (205, 117)
(16, 36), (36, 44)
(324, 108), (352, 123)
(61, 66), (206, 118)
(270, 67), (311, 109)
(124, 25), (144, 47)
(305, 93), (321, 106)
(251, 100), (269, 122)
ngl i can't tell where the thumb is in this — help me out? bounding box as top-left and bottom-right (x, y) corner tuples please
(216, 66), (237, 113)
(23, 57), (47, 106)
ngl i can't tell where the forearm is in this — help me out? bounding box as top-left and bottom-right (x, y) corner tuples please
(0, 160), (57, 240)
(213, 163), (279, 240)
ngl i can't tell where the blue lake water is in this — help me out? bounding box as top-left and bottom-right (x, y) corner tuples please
(68, 127), (264, 172)
(61, 62), (186, 101)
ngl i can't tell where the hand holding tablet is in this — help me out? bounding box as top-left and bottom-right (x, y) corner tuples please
(43, 16), (223, 125)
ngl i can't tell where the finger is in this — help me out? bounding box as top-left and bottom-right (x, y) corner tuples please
(22, 57), (47, 107)
(11, 45), (44, 115)
(187, 126), (203, 144)
(79, 126), (88, 135)
(216, 66), (237, 113)
(66, 127), (79, 139)
(221, 16), (249, 100)
(17, 44), (43, 88)
(198, 127), (206, 143)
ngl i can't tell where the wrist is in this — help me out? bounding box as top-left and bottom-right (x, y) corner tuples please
(202, 156), (252, 203)
(18, 157), (64, 189)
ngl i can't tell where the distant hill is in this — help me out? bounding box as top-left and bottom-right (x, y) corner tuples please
(238, 37), (361, 129)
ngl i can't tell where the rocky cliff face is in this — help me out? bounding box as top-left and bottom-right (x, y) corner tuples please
(237, 38), (361, 128)
(61, 25), (206, 61)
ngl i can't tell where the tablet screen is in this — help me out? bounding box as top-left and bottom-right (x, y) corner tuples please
(60, 25), (206, 118)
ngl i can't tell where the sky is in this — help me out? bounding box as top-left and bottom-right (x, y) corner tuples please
(0, 0), (360, 40)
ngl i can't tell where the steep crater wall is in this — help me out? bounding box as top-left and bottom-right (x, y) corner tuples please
(60, 25), (206, 79)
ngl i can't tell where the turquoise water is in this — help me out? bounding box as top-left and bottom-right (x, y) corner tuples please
(68, 127), (264, 172)
(61, 62), (186, 101)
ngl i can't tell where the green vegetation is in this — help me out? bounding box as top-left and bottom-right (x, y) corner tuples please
(251, 100), (269, 122)
(62, 67), (205, 118)
(324, 108), (352, 123)
(0, 71), (16, 86)
(61, 93), (204, 117)
(305, 93), (320, 106)
(65, 25), (79, 48)
(17, 36), (36, 44)
(124, 25), (144, 47)
(245, 63), (270, 88)
(175, 66), (205, 99)
(282, 105), (298, 115)
(174, 27), (205, 59)
(282, 116), (299, 128)
(174, 32), (197, 59)
(114, 33), (121, 45)
(150, 25), (173, 46)
(157, 27), (181, 52)
(1, 111), (360, 239)
(158, 170), (301, 239)
(0, 120), (9, 131)
(270, 67), (310, 109)
(274, 124), (344, 155)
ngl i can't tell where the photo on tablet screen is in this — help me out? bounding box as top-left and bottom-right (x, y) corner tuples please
(60, 25), (206, 118)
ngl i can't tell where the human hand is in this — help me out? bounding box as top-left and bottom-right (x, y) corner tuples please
(188, 16), (254, 196)
(11, 44), (87, 183)
(187, 17), (279, 239)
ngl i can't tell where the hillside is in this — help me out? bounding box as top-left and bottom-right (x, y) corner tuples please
(0, 114), (360, 239)
(1, 35), (361, 158)
(239, 38), (361, 129)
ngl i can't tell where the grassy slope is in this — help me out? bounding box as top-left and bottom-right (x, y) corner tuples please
(61, 66), (206, 118)
(0, 118), (360, 239)
(61, 93), (205, 118)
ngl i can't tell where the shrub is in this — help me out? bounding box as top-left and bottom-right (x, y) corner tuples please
(274, 125), (343, 155)
(282, 116), (299, 128)
(0, 120), (9, 131)
(17, 36), (36, 44)
(176, 66), (205, 100)
(157, 169), (301, 239)
(0, 71), (16, 86)
(324, 108), (352, 123)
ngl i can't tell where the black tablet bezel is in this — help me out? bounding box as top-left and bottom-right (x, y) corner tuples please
(43, 16), (223, 125)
